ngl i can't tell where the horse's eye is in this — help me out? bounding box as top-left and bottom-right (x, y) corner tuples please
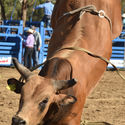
(39, 98), (49, 112)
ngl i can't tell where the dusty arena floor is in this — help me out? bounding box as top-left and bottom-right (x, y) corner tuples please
(0, 67), (125, 125)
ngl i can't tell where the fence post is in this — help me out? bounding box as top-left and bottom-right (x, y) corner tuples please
(18, 20), (23, 64)
(39, 21), (45, 66)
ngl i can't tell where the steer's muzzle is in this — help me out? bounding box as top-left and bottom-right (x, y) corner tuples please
(12, 116), (26, 125)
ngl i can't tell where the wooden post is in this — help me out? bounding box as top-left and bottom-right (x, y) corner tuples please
(21, 0), (27, 27)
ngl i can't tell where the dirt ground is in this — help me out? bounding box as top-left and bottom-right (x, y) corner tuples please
(0, 67), (125, 125)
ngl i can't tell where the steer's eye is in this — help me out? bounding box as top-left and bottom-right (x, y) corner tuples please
(39, 98), (49, 112)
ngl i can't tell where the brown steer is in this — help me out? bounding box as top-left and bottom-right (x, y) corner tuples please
(8, 0), (122, 125)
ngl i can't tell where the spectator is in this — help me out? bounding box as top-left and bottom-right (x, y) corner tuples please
(23, 29), (35, 69)
(34, 0), (54, 28)
(31, 26), (42, 67)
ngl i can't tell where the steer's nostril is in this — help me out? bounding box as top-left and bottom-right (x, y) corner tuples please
(12, 116), (26, 125)
(19, 119), (26, 125)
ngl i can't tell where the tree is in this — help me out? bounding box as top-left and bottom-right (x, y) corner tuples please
(21, 0), (35, 27)
(0, 0), (40, 25)
(0, 0), (6, 20)
(0, 4), (1, 20)
(0, 0), (123, 26)
(121, 0), (125, 13)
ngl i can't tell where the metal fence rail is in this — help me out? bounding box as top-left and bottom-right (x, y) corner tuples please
(108, 29), (125, 68)
(0, 21), (23, 65)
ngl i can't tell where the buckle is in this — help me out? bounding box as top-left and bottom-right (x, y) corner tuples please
(98, 10), (105, 18)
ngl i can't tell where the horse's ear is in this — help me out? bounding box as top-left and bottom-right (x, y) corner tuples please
(110, 1), (123, 40)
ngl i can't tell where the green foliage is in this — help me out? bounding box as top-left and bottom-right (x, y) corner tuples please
(0, 0), (21, 20)
(31, 0), (45, 22)
(0, 0), (55, 21)
(121, 0), (125, 13)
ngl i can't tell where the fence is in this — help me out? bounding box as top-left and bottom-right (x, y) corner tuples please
(0, 20), (23, 65)
(0, 20), (125, 69)
(0, 20), (52, 67)
(108, 29), (125, 68)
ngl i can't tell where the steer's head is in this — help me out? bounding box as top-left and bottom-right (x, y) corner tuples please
(8, 58), (77, 125)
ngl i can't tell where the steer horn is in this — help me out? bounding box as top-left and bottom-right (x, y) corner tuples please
(53, 79), (77, 91)
(12, 57), (34, 79)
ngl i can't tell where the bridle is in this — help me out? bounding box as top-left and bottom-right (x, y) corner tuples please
(19, 5), (125, 81)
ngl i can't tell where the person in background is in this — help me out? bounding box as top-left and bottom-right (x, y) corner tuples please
(31, 26), (42, 67)
(23, 29), (35, 69)
(34, 0), (54, 28)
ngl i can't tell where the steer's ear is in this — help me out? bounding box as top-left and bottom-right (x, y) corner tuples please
(55, 94), (77, 106)
(53, 79), (77, 91)
(7, 78), (24, 94)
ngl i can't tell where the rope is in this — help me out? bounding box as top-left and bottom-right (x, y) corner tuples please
(19, 5), (124, 81)
(30, 5), (113, 71)
(57, 5), (112, 31)
(55, 47), (125, 80)
(28, 46), (125, 81)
